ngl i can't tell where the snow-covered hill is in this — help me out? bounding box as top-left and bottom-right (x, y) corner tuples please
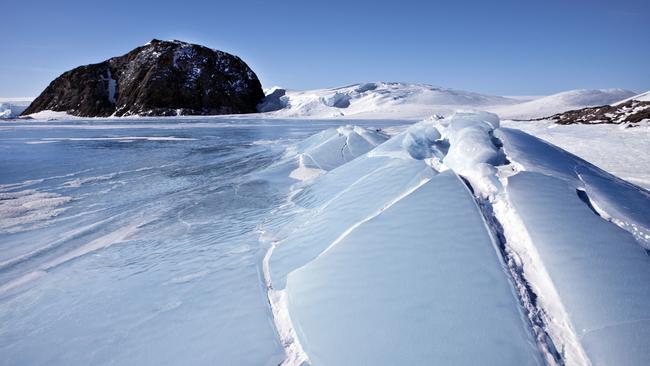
(258, 82), (521, 119)
(486, 88), (636, 120)
(257, 83), (636, 121)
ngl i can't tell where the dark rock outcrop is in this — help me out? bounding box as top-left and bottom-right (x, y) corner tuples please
(542, 100), (650, 125)
(22, 39), (265, 117)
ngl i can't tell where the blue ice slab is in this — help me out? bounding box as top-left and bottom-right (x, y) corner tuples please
(508, 172), (650, 365)
(286, 171), (542, 365)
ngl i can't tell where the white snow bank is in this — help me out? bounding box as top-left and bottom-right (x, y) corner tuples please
(489, 88), (636, 120)
(22, 110), (79, 120)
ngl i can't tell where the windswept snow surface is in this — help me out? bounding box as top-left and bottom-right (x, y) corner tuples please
(0, 118), (409, 366)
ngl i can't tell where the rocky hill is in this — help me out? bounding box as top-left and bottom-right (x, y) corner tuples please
(22, 39), (264, 117)
(544, 99), (650, 125)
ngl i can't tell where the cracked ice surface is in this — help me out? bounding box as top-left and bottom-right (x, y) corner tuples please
(266, 116), (544, 365)
(268, 112), (650, 365)
(285, 171), (543, 365)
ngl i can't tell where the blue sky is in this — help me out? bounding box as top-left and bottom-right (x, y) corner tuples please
(2, 0), (649, 97)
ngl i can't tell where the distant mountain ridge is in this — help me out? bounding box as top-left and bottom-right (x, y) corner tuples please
(22, 39), (264, 117)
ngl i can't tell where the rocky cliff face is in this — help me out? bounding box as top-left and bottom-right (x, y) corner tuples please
(22, 39), (265, 117)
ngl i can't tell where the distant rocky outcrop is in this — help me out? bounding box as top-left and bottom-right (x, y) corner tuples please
(543, 99), (650, 125)
(22, 39), (265, 117)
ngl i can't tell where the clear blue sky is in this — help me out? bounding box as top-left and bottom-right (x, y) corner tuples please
(2, 0), (649, 97)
